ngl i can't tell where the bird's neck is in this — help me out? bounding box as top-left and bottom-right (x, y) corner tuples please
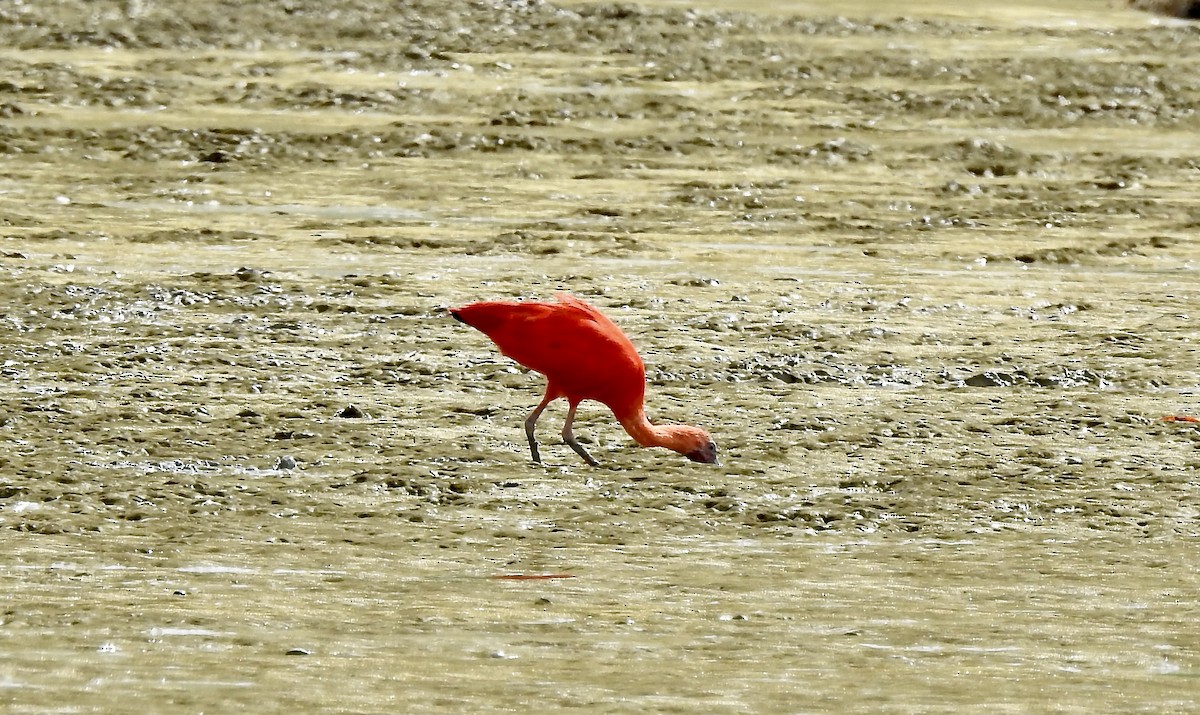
(617, 409), (686, 451)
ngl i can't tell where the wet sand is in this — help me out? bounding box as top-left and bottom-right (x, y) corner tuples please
(2, 0), (1199, 711)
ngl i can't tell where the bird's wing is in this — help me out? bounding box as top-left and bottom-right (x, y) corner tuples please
(552, 292), (607, 323)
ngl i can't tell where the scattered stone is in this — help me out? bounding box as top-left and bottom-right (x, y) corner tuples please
(234, 267), (268, 281)
(964, 371), (1015, 387)
(671, 277), (721, 287)
(335, 404), (365, 419)
(1127, 0), (1200, 18)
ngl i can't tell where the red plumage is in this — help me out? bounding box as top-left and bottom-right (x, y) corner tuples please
(450, 293), (717, 466)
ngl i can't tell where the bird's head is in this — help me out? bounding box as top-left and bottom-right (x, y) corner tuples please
(668, 426), (719, 465)
(685, 438), (719, 465)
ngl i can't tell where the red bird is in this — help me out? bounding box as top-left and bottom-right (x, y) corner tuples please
(450, 293), (718, 466)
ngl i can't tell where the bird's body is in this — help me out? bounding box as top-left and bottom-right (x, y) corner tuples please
(450, 293), (717, 465)
(453, 294), (646, 412)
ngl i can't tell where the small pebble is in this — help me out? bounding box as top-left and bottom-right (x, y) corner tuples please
(336, 404), (365, 419)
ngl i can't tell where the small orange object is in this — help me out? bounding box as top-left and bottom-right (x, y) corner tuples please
(450, 293), (718, 466)
(1162, 415), (1200, 423)
(489, 573), (575, 581)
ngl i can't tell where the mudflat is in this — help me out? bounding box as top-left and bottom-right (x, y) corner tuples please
(1, 1), (1198, 711)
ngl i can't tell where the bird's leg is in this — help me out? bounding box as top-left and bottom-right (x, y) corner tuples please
(561, 401), (599, 467)
(525, 393), (555, 464)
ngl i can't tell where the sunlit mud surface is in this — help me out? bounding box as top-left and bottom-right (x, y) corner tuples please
(2, 0), (1200, 711)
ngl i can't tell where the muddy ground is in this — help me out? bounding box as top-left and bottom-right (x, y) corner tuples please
(1, 0), (1199, 712)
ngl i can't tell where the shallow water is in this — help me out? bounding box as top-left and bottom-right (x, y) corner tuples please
(2, 0), (1199, 712)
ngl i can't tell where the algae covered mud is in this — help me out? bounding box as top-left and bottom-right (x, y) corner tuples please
(2, 0), (1200, 711)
